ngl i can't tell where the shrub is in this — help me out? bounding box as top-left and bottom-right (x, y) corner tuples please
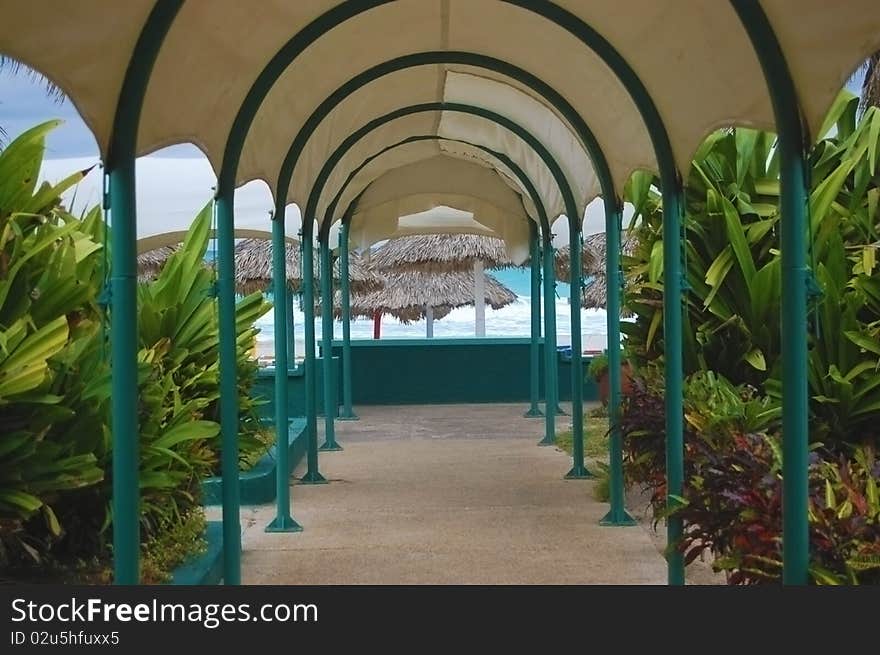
(620, 370), (880, 584)
(622, 92), (880, 447)
(0, 122), (106, 567)
(586, 352), (608, 381)
(1, 122), (271, 580)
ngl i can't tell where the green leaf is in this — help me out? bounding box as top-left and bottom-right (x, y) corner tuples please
(815, 90), (858, 142)
(743, 348), (766, 371)
(153, 420), (220, 449)
(845, 331), (880, 357)
(648, 240), (663, 283)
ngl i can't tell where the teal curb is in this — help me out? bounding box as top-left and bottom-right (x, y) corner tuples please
(170, 521), (224, 585)
(202, 419), (307, 506)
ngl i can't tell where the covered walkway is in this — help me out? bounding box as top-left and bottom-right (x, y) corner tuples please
(237, 405), (667, 585)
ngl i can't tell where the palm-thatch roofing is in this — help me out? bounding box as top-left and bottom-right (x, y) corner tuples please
(552, 232), (629, 280)
(577, 275), (634, 317)
(371, 234), (518, 273)
(232, 238), (382, 295)
(317, 269), (517, 325)
(555, 233), (637, 317)
(136, 245), (177, 282)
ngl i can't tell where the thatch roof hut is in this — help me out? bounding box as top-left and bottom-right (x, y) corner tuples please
(370, 234), (517, 273)
(317, 269), (516, 325)
(552, 232), (615, 280)
(370, 234), (521, 336)
(555, 233), (635, 316)
(137, 245), (177, 282)
(233, 238), (382, 295)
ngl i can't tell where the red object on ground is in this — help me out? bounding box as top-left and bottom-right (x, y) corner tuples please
(373, 311), (382, 339)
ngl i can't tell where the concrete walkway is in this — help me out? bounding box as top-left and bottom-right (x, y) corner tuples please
(239, 404), (667, 584)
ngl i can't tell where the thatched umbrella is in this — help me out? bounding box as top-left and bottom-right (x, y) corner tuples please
(555, 233), (635, 315)
(371, 234), (515, 272)
(320, 269), (516, 337)
(371, 234), (519, 336)
(552, 232), (611, 280)
(136, 245), (177, 282)
(232, 238), (382, 295)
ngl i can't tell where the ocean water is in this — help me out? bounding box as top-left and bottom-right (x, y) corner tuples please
(253, 268), (615, 360)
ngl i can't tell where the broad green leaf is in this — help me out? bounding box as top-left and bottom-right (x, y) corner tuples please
(844, 331), (880, 357)
(815, 90), (858, 142)
(743, 348), (766, 371)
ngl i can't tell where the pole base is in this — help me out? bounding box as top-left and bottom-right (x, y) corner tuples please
(299, 470), (328, 485)
(537, 436), (556, 447)
(524, 407), (545, 418)
(599, 509), (638, 526)
(564, 465), (595, 480)
(337, 412), (359, 421)
(319, 441), (343, 452)
(554, 405), (568, 416)
(265, 515), (303, 533)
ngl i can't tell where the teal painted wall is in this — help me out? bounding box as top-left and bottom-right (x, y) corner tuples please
(252, 358), (339, 419)
(323, 338), (597, 405)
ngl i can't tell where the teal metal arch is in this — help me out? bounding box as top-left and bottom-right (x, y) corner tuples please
(104, 0), (184, 585)
(106, 0), (688, 586)
(293, 101), (593, 483)
(502, 0), (688, 581)
(325, 136), (549, 235)
(206, 3), (686, 577)
(326, 133), (560, 446)
(94, 0), (819, 588)
(269, 52), (643, 516)
(730, 0), (811, 585)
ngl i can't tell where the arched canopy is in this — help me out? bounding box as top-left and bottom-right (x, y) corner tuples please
(342, 154), (534, 260)
(4, 0), (877, 215)
(312, 105), (566, 229)
(330, 139), (539, 229)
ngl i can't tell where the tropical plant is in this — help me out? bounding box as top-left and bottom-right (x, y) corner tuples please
(623, 91), (880, 445)
(586, 352), (608, 381)
(620, 369), (879, 584)
(0, 122), (105, 564)
(1, 121), (272, 578)
(134, 201), (271, 529)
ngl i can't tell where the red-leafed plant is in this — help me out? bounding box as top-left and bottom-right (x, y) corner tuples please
(620, 368), (880, 584)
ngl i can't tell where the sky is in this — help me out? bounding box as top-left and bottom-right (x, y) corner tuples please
(0, 62), (869, 247)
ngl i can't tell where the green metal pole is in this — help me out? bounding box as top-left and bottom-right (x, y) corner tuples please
(319, 238), (342, 451)
(777, 124), (810, 586)
(215, 190), (242, 584)
(300, 232), (327, 484)
(105, 0), (183, 586)
(525, 221), (544, 419)
(565, 227), (593, 480)
(266, 212), (302, 533)
(338, 221), (358, 420)
(662, 181), (686, 585)
(538, 234), (558, 446)
(729, 0), (810, 584)
(600, 202), (636, 526)
(108, 163), (140, 584)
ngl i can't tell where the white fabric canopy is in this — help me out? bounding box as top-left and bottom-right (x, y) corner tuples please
(345, 155), (533, 260)
(329, 139), (539, 228)
(3, 0), (878, 237)
(304, 69), (582, 222)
